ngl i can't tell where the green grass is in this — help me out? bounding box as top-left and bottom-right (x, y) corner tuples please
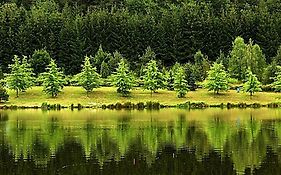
(4, 86), (281, 106)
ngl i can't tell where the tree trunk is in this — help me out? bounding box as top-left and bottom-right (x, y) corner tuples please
(16, 89), (19, 98)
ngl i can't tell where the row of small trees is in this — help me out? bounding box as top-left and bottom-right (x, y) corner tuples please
(0, 53), (275, 102)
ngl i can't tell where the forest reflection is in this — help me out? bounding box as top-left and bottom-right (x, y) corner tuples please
(1, 109), (281, 174)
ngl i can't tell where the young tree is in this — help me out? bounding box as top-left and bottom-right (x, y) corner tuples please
(42, 59), (64, 97)
(111, 59), (135, 96)
(0, 85), (9, 102)
(5, 55), (33, 97)
(204, 62), (229, 94)
(77, 56), (100, 95)
(142, 60), (164, 95)
(243, 69), (262, 96)
(174, 66), (189, 98)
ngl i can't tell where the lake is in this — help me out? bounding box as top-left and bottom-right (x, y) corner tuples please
(1, 108), (281, 175)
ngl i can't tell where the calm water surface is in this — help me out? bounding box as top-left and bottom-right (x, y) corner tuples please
(1, 108), (281, 175)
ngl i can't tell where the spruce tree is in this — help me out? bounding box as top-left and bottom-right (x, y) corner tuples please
(5, 55), (33, 97)
(42, 59), (65, 97)
(111, 59), (135, 96)
(78, 56), (100, 95)
(205, 62), (229, 94)
(243, 69), (262, 96)
(142, 60), (164, 95)
(174, 66), (189, 98)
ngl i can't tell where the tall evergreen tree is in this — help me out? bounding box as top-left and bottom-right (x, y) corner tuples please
(77, 56), (100, 95)
(174, 66), (189, 98)
(111, 59), (135, 96)
(42, 59), (64, 97)
(142, 60), (164, 95)
(243, 69), (262, 96)
(205, 62), (229, 94)
(228, 36), (247, 80)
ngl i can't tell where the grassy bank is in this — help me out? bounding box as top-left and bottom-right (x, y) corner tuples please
(2, 86), (281, 107)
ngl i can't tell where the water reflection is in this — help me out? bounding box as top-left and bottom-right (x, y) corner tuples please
(1, 109), (281, 174)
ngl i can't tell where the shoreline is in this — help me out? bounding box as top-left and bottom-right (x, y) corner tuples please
(1, 101), (281, 110)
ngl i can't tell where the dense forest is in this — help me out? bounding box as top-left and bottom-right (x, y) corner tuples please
(0, 0), (281, 75)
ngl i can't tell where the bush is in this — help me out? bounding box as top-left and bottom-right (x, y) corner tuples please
(0, 86), (9, 102)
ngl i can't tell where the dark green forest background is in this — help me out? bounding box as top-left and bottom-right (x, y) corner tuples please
(0, 0), (281, 75)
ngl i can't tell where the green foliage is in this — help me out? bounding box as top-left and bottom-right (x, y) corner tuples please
(77, 56), (100, 95)
(243, 69), (262, 96)
(93, 45), (111, 73)
(263, 61), (279, 84)
(111, 59), (135, 96)
(138, 46), (156, 75)
(183, 63), (197, 91)
(228, 37), (247, 80)
(194, 51), (210, 82)
(174, 66), (189, 98)
(274, 45), (281, 66)
(42, 59), (64, 97)
(204, 62), (229, 94)
(272, 66), (281, 92)
(229, 37), (266, 81)
(142, 60), (164, 95)
(30, 49), (51, 75)
(100, 60), (110, 78)
(0, 85), (9, 102)
(5, 55), (34, 97)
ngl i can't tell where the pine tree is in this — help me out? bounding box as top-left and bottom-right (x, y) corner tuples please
(5, 55), (33, 97)
(78, 56), (100, 95)
(243, 69), (262, 96)
(205, 62), (229, 94)
(142, 60), (164, 95)
(174, 66), (189, 98)
(111, 59), (135, 96)
(42, 59), (65, 97)
(0, 85), (9, 102)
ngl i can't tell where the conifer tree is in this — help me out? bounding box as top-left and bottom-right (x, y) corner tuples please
(142, 60), (164, 95)
(5, 55), (33, 97)
(205, 62), (229, 94)
(243, 69), (262, 96)
(111, 59), (134, 96)
(78, 56), (100, 95)
(174, 66), (189, 98)
(42, 59), (64, 97)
